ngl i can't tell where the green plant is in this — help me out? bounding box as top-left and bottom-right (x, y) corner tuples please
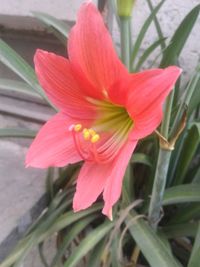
(0, 1), (200, 266)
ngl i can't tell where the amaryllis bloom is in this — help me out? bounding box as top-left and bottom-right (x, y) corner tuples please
(26, 2), (181, 219)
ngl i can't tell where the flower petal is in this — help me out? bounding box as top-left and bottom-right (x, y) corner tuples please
(126, 66), (182, 117)
(34, 49), (96, 119)
(68, 2), (127, 97)
(73, 140), (137, 218)
(128, 106), (163, 140)
(26, 112), (81, 168)
(73, 161), (109, 212)
(108, 69), (163, 106)
(102, 140), (137, 217)
(127, 66), (181, 139)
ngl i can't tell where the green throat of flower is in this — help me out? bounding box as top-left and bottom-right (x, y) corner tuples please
(94, 99), (133, 138)
(69, 99), (133, 164)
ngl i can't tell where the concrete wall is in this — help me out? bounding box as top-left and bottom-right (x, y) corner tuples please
(0, 0), (199, 77)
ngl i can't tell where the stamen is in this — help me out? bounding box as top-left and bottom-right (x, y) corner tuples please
(91, 134), (100, 143)
(69, 124), (102, 162)
(74, 124), (82, 132)
(88, 129), (96, 136)
(83, 128), (91, 140)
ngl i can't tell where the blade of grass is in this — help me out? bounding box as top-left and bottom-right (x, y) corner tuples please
(146, 0), (166, 50)
(0, 78), (42, 99)
(50, 215), (97, 267)
(163, 184), (200, 205)
(0, 39), (56, 110)
(32, 11), (72, 40)
(161, 223), (198, 238)
(131, 0), (165, 67)
(160, 4), (200, 67)
(131, 153), (153, 168)
(170, 64), (200, 137)
(169, 203), (200, 224)
(0, 128), (37, 138)
(0, 204), (102, 267)
(188, 222), (200, 267)
(126, 211), (182, 267)
(63, 221), (113, 267)
(135, 37), (167, 71)
(173, 123), (200, 185)
(87, 238), (106, 267)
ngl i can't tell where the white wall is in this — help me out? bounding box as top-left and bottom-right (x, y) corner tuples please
(0, 0), (199, 77)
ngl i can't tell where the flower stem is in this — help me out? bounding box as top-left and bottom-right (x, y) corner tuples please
(119, 15), (132, 204)
(148, 92), (174, 229)
(119, 17), (130, 70)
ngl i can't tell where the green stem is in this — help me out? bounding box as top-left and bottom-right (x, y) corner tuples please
(119, 16), (131, 70)
(148, 89), (174, 229)
(119, 15), (132, 204)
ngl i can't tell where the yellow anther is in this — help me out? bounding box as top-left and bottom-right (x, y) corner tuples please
(91, 134), (100, 143)
(83, 130), (91, 140)
(83, 128), (88, 134)
(74, 124), (82, 132)
(88, 129), (96, 136)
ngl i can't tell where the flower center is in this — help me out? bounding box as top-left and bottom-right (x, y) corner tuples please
(69, 100), (133, 164)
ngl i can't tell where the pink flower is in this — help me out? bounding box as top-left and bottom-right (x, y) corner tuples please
(26, 2), (181, 219)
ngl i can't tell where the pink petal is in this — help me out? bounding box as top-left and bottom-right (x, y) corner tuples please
(73, 140), (137, 219)
(126, 66), (182, 139)
(126, 66), (182, 117)
(26, 112), (81, 168)
(34, 49), (96, 119)
(108, 69), (163, 106)
(73, 161), (109, 212)
(102, 140), (137, 218)
(68, 3), (127, 98)
(129, 106), (163, 140)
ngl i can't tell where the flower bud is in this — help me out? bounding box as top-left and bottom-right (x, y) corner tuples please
(117, 0), (135, 17)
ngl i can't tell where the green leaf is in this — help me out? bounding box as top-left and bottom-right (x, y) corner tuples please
(111, 235), (122, 267)
(188, 223), (200, 267)
(163, 184), (200, 205)
(170, 65), (200, 137)
(135, 37), (167, 71)
(131, 153), (153, 167)
(173, 123), (200, 185)
(0, 128), (37, 138)
(38, 242), (49, 267)
(63, 221), (113, 267)
(87, 238), (106, 267)
(146, 0), (166, 50)
(160, 4), (200, 67)
(45, 168), (55, 201)
(161, 223), (198, 238)
(38, 204), (102, 243)
(192, 167), (200, 184)
(123, 162), (134, 203)
(0, 205), (102, 267)
(0, 78), (42, 99)
(32, 11), (71, 40)
(169, 203), (200, 224)
(131, 0), (165, 67)
(0, 39), (55, 109)
(126, 212), (182, 267)
(51, 215), (97, 267)
(188, 75), (200, 115)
